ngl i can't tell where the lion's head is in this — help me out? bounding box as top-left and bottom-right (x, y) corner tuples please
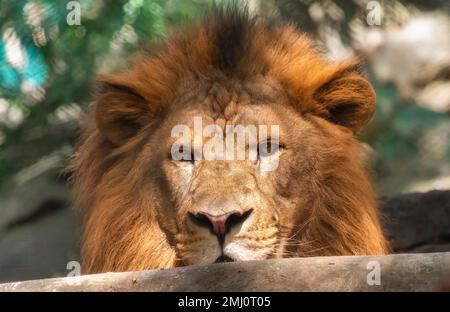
(71, 7), (388, 273)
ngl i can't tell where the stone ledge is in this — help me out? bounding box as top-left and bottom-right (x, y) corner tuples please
(1, 252), (449, 291)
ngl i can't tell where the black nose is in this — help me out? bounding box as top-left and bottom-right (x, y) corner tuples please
(189, 209), (253, 244)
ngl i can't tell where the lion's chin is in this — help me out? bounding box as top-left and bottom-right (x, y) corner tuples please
(182, 240), (272, 266)
(221, 242), (272, 262)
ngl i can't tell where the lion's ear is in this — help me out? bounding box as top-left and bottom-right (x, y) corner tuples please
(95, 77), (151, 146)
(314, 66), (376, 133)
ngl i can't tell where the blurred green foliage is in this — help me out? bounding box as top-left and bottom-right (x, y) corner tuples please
(0, 0), (227, 184)
(364, 83), (450, 195)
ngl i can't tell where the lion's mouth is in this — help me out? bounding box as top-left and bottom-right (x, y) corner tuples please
(215, 255), (235, 263)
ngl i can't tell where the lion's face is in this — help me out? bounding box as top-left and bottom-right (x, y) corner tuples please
(73, 8), (388, 273)
(137, 77), (334, 266)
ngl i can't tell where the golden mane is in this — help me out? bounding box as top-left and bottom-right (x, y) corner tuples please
(70, 6), (388, 273)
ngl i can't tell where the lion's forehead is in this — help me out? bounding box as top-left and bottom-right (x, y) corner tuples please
(170, 75), (291, 122)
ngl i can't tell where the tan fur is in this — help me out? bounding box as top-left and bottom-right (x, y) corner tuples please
(70, 8), (388, 274)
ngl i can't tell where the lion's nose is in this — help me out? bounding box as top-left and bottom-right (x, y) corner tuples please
(188, 209), (253, 244)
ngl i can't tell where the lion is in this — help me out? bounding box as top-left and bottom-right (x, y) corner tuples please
(70, 7), (389, 274)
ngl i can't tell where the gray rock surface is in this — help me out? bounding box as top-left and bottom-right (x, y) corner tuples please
(1, 253), (449, 291)
(380, 190), (450, 252)
(0, 170), (79, 283)
(0, 208), (78, 283)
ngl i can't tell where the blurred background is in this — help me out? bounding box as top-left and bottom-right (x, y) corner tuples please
(0, 0), (449, 282)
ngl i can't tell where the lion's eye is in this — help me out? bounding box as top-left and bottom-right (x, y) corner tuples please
(171, 145), (195, 163)
(257, 140), (282, 158)
(180, 146), (195, 162)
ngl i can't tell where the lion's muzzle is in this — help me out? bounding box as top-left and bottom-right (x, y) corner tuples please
(188, 208), (253, 262)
